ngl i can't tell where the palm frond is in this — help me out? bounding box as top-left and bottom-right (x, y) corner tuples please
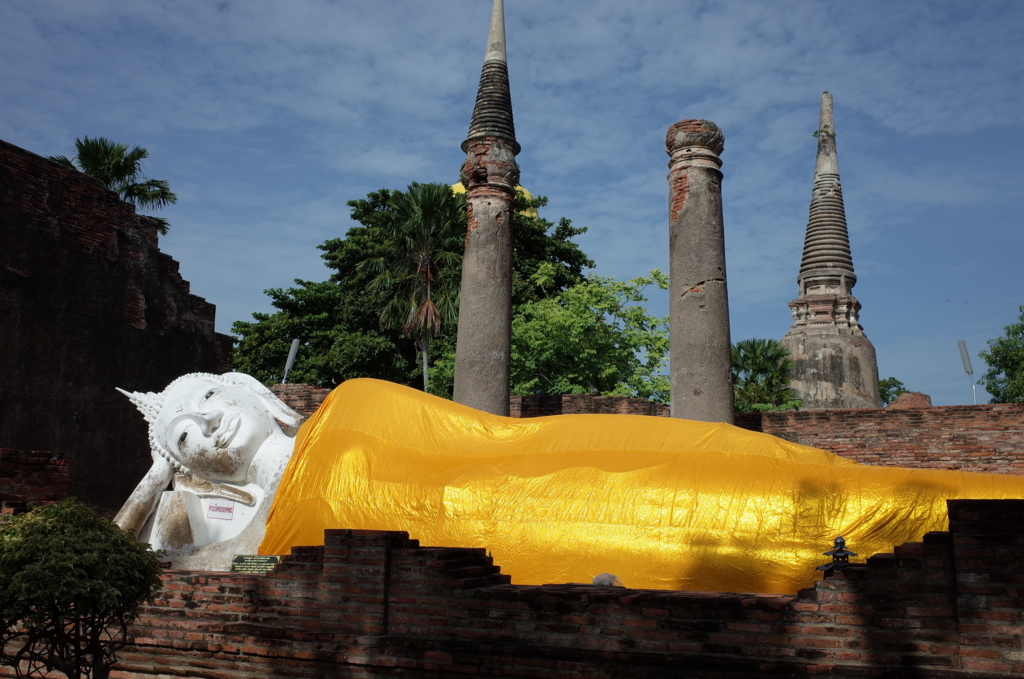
(140, 215), (171, 236)
(121, 179), (177, 209)
(47, 155), (77, 170)
(359, 182), (466, 345)
(54, 136), (176, 233)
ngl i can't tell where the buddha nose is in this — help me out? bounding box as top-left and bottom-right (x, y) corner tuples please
(202, 409), (224, 435)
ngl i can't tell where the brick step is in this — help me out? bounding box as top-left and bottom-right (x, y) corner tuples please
(115, 651), (280, 679)
(809, 530), (958, 593)
(397, 547), (487, 560)
(923, 530), (952, 544)
(276, 555), (323, 568)
(394, 553), (495, 569)
(288, 545), (324, 555)
(454, 573), (512, 588)
(427, 555), (496, 570)
(446, 564), (502, 579)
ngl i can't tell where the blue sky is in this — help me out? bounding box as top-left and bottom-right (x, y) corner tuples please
(2, 0), (1022, 405)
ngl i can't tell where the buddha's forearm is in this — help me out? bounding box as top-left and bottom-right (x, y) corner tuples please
(113, 459), (174, 538)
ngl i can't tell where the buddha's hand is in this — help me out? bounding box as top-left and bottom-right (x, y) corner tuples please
(113, 455), (175, 538)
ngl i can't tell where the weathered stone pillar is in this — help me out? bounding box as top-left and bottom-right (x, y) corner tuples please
(452, 0), (520, 416)
(666, 120), (734, 423)
(780, 92), (880, 409)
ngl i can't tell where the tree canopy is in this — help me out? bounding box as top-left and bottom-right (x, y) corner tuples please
(357, 183), (465, 390)
(232, 186), (594, 390)
(0, 499), (163, 679)
(979, 306), (1024, 403)
(48, 137), (177, 235)
(878, 377), (909, 406)
(731, 338), (802, 413)
(428, 271), (670, 401)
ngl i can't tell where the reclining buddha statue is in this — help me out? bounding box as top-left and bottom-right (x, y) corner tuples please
(116, 373), (1024, 593)
(114, 372), (302, 570)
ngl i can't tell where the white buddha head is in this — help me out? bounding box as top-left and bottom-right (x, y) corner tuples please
(119, 373), (302, 484)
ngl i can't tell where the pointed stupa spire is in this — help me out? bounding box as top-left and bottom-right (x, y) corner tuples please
(814, 91), (839, 176)
(781, 91), (880, 410)
(485, 0), (507, 63)
(797, 91), (855, 296)
(462, 0), (519, 153)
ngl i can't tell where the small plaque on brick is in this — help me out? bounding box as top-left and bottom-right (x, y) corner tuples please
(230, 555), (281, 575)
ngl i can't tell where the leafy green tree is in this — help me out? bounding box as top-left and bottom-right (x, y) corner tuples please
(48, 137), (177, 234)
(232, 190), (423, 388)
(510, 191), (594, 307)
(979, 306), (1024, 403)
(0, 499), (162, 679)
(358, 183), (464, 390)
(731, 338), (802, 413)
(232, 185), (593, 389)
(878, 377), (909, 406)
(429, 271), (670, 401)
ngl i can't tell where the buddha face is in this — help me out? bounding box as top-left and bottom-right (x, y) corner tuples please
(153, 377), (276, 483)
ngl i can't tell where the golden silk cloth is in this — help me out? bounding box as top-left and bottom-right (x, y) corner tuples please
(260, 379), (1024, 594)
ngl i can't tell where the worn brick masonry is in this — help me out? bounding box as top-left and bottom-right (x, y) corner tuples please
(511, 393), (670, 418)
(735, 403), (1024, 475)
(0, 138), (234, 511)
(0, 448), (69, 514)
(270, 383), (331, 419)
(512, 394), (1024, 476)
(70, 500), (1023, 678)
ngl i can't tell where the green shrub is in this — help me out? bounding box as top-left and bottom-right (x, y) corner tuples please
(0, 498), (163, 679)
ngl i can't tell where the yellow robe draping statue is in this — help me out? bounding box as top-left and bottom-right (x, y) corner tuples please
(260, 379), (1024, 594)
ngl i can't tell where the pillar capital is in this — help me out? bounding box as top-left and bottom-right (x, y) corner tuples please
(666, 119), (725, 171)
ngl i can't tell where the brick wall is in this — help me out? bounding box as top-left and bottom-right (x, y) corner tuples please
(735, 404), (1024, 475)
(0, 138), (234, 511)
(512, 394), (1024, 476)
(0, 448), (69, 514)
(270, 383), (331, 418)
(511, 393), (670, 417)
(90, 499), (1023, 678)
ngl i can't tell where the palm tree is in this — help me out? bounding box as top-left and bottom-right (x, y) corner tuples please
(731, 338), (802, 413)
(48, 137), (177, 234)
(358, 183), (465, 390)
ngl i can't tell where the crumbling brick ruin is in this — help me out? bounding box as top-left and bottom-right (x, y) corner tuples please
(76, 499), (1023, 678)
(735, 402), (1024, 476)
(510, 393), (670, 417)
(0, 139), (233, 512)
(270, 383), (331, 418)
(0, 448), (69, 515)
(508, 393), (1024, 477)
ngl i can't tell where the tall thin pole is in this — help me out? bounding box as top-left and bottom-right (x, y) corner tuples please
(958, 339), (977, 405)
(282, 338), (300, 384)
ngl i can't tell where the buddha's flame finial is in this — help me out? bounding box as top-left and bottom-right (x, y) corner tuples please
(116, 387), (164, 425)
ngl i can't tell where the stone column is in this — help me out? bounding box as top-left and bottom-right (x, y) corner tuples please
(452, 0), (520, 416)
(666, 120), (734, 423)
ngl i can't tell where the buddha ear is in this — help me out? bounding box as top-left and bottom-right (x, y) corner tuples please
(220, 372), (303, 432)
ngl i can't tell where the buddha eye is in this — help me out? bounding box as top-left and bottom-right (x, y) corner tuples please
(202, 389), (215, 401)
(178, 431), (188, 445)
